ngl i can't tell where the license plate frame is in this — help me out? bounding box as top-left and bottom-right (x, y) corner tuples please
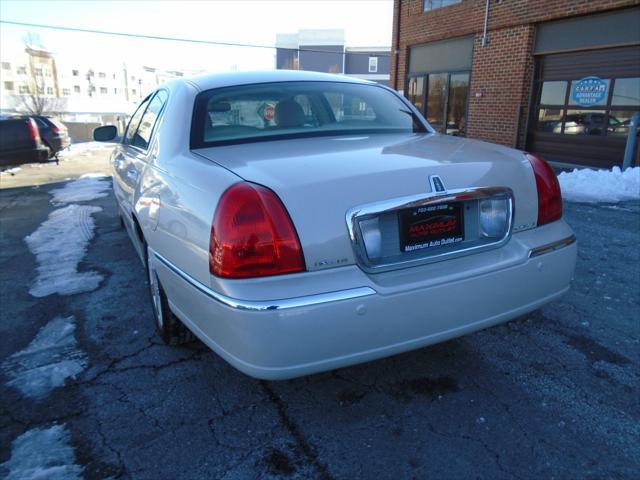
(399, 202), (464, 253)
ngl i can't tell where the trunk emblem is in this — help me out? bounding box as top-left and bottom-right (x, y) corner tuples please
(429, 175), (446, 193)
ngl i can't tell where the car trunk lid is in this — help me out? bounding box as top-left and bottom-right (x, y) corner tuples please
(194, 133), (538, 272)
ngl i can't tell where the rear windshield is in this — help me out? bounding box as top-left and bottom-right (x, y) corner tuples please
(191, 81), (426, 148)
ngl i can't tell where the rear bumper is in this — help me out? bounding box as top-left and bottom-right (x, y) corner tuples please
(0, 146), (50, 166)
(46, 135), (71, 153)
(153, 221), (577, 379)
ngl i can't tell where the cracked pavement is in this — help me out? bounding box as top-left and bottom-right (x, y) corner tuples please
(0, 165), (639, 479)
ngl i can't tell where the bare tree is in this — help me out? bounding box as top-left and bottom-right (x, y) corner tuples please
(10, 78), (67, 116)
(10, 34), (67, 116)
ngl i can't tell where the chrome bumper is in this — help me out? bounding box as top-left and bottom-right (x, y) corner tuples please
(153, 250), (375, 312)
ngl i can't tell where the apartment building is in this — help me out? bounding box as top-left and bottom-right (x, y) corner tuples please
(1, 46), (200, 123)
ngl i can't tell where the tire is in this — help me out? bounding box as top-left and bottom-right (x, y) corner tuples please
(146, 245), (194, 345)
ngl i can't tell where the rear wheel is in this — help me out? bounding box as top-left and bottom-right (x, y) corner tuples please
(146, 245), (194, 345)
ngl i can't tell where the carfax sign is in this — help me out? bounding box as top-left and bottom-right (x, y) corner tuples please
(571, 76), (608, 106)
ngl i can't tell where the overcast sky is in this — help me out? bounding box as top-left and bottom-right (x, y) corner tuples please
(0, 0), (393, 72)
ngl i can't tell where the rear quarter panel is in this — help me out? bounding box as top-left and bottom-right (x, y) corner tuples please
(138, 81), (242, 286)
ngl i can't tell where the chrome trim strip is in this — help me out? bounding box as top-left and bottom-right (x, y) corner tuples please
(528, 235), (576, 258)
(346, 187), (514, 273)
(152, 250), (377, 312)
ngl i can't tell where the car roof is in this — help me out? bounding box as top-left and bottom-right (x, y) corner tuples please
(183, 70), (373, 92)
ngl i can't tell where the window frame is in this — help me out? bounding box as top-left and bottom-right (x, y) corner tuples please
(423, 0), (462, 13)
(122, 89), (169, 152)
(190, 81), (428, 149)
(368, 57), (378, 73)
(533, 75), (640, 136)
(405, 68), (471, 136)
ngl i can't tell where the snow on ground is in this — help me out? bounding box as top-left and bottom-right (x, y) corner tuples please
(0, 167), (21, 175)
(1, 425), (83, 480)
(25, 204), (103, 297)
(2, 316), (87, 399)
(558, 166), (640, 203)
(58, 141), (110, 158)
(49, 174), (111, 205)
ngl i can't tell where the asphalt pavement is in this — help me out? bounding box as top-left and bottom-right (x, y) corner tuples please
(0, 159), (638, 480)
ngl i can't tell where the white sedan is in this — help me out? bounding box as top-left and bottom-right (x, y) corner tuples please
(94, 70), (576, 379)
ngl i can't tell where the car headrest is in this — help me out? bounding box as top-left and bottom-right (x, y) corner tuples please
(275, 99), (306, 129)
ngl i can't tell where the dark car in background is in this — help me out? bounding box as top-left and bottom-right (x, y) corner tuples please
(0, 117), (51, 167)
(15, 115), (71, 158)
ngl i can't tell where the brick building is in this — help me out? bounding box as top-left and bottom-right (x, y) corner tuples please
(391, 0), (640, 168)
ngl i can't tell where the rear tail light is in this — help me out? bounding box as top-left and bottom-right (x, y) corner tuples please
(526, 153), (562, 226)
(210, 182), (305, 278)
(26, 118), (40, 142)
(51, 126), (60, 134)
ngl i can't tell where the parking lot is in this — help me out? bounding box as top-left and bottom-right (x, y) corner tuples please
(1, 153), (639, 480)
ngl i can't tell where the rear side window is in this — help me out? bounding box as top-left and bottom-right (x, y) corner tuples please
(191, 81), (426, 148)
(124, 96), (151, 146)
(133, 90), (168, 149)
(32, 117), (48, 127)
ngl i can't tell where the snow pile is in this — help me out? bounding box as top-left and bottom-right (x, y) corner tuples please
(1, 425), (83, 480)
(50, 174), (111, 205)
(2, 316), (87, 399)
(25, 204), (103, 297)
(0, 167), (21, 175)
(558, 166), (640, 203)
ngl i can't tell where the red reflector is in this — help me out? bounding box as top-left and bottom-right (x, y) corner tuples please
(210, 182), (305, 278)
(526, 153), (563, 226)
(26, 118), (40, 141)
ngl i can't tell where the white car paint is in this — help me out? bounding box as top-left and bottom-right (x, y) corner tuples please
(108, 70), (577, 379)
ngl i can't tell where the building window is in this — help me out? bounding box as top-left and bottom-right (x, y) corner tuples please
(47, 87), (54, 95)
(534, 76), (640, 136)
(74, 85), (81, 93)
(72, 69), (79, 76)
(407, 77), (425, 114)
(19, 85), (30, 94)
(4, 81), (14, 91)
(407, 71), (470, 136)
(424, 0), (461, 11)
(62, 88), (70, 95)
(45, 69), (52, 77)
(17, 66), (27, 74)
(132, 89), (137, 96)
(89, 85), (96, 92)
(114, 88), (118, 94)
(2, 62), (10, 70)
(35, 68), (43, 76)
(99, 72), (106, 79)
(100, 87), (108, 94)
(368, 57), (378, 73)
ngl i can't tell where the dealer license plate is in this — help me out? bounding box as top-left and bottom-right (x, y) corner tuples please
(399, 203), (464, 253)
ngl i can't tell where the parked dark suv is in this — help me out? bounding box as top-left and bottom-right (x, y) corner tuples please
(16, 115), (71, 158)
(0, 117), (50, 167)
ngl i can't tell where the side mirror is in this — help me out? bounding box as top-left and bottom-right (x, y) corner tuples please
(93, 125), (118, 142)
